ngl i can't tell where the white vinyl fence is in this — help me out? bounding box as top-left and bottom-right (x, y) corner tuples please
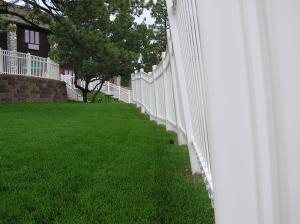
(102, 81), (131, 103)
(132, 35), (213, 201)
(132, 0), (300, 224)
(0, 48), (59, 80)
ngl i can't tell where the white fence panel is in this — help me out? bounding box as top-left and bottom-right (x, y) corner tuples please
(0, 49), (59, 80)
(131, 0), (300, 224)
(102, 82), (131, 104)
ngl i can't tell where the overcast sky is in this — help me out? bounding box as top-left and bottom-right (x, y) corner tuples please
(135, 9), (155, 25)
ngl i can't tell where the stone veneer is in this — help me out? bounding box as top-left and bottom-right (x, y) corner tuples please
(7, 25), (17, 52)
(0, 74), (67, 103)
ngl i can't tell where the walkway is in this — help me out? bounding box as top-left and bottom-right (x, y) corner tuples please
(0, 102), (214, 224)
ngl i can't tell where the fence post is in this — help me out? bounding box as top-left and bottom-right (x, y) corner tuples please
(0, 48), (3, 74)
(128, 90), (131, 103)
(134, 70), (139, 107)
(162, 52), (173, 131)
(46, 57), (51, 79)
(26, 53), (31, 76)
(167, 33), (187, 145)
(131, 74), (134, 102)
(166, 0), (201, 174)
(118, 85), (121, 99)
(152, 65), (160, 124)
(140, 69), (145, 113)
(107, 81), (110, 94)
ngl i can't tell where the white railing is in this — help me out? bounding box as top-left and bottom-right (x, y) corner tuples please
(102, 81), (131, 103)
(0, 48), (59, 80)
(132, 0), (300, 224)
(61, 73), (131, 103)
(65, 83), (83, 102)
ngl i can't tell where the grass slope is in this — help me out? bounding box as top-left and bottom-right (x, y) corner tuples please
(0, 103), (214, 224)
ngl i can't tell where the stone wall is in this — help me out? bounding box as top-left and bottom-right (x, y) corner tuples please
(7, 25), (17, 52)
(0, 74), (67, 103)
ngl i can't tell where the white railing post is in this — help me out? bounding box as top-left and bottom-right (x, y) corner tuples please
(131, 73), (136, 103)
(162, 52), (173, 131)
(46, 57), (51, 79)
(128, 90), (131, 103)
(137, 73), (140, 106)
(153, 66), (160, 122)
(140, 69), (145, 113)
(118, 85), (121, 99)
(26, 53), (31, 76)
(0, 48), (3, 74)
(152, 71), (158, 122)
(107, 81), (110, 94)
(149, 72), (156, 121)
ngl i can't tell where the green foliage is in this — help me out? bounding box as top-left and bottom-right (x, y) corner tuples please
(147, 0), (169, 67)
(133, 0), (169, 73)
(46, 0), (143, 101)
(0, 103), (215, 224)
(48, 0), (136, 76)
(1, 0), (151, 88)
(0, 18), (8, 32)
(1, 0), (169, 87)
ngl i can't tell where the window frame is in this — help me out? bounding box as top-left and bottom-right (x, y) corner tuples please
(25, 29), (40, 45)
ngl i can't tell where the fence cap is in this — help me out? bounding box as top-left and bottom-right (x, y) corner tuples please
(140, 68), (144, 72)
(134, 70), (138, 74)
(152, 65), (157, 70)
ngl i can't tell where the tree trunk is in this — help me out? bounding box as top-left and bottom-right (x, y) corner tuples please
(82, 91), (88, 103)
(91, 80), (105, 103)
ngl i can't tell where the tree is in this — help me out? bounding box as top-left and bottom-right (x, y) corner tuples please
(0, 0), (145, 101)
(135, 23), (160, 73)
(129, 0), (169, 73)
(0, 0), (166, 92)
(47, 0), (139, 102)
(148, 0), (169, 62)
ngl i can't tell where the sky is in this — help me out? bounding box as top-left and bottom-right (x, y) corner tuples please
(135, 9), (155, 25)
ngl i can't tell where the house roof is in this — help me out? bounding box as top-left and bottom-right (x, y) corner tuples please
(0, 2), (49, 30)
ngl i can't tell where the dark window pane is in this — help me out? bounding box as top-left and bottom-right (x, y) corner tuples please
(35, 32), (39, 45)
(30, 31), (35, 44)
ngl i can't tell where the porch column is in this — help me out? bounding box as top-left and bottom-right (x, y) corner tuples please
(7, 24), (17, 52)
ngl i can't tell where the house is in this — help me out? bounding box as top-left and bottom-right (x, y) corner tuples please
(0, 4), (50, 57)
(0, 3), (122, 88)
(0, 4), (73, 76)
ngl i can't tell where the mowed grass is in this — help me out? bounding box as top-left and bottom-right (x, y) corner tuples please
(0, 103), (214, 224)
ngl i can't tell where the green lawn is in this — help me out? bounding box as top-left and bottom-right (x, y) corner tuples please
(0, 103), (214, 224)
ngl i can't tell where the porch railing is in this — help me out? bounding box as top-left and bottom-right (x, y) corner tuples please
(0, 48), (60, 80)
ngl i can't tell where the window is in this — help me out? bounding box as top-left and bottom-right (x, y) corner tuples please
(35, 32), (39, 45)
(25, 30), (29, 43)
(25, 29), (40, 45)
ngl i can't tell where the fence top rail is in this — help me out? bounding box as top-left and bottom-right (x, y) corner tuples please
(131, 50), (169, 82)
(131, 71), (154, 84)
(105, 81), (130, 93)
